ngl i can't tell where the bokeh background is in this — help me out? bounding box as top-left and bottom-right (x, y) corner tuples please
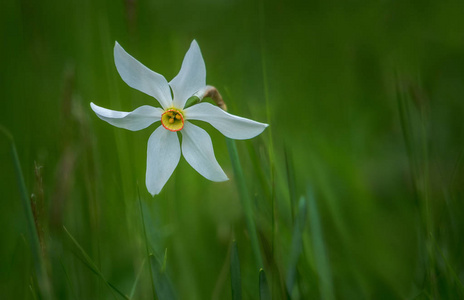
(2, 0), (464, 299)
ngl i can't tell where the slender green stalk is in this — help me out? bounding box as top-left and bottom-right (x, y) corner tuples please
(245, 142), (271, 199)
(29, 285), (39, 300)
(286, 196), (308, 296)
(308, 188), (334, 300)
(432, 238), (464, 294)
(284, 148), (297, 222)
(259, 269), (271, 300)
(230, 241), (242, 300)
(138, 188), (176, 300)
(226, 138), (263, 269)
(258, 2), (278, 296)
(149, 253), (177, 300)
(1, 126), (52, 299)
(63, 226), (129, 299)
(420, 108), (436, 297)
(60, 259), (79, 300)
(129, 258), (146, 299)
(396, 79), (437, 295)
(137, 186), (157, 299)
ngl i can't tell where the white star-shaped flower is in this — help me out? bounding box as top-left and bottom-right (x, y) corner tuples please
(91, 40), (268, 196)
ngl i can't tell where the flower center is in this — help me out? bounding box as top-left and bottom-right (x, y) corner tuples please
(161, 108), (184, 132)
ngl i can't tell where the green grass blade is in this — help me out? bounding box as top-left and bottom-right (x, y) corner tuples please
(258, 2), (278, 296)
(245, 141), (271, 199)
(29, 285), (39, 300)
(1, 126), (52, 299)
(226, 138), (264, 268)
(284, 148), (297, 221)
(63, 226), (129, 299)
(396, 78), (437, 295)
(137, 186), (157, 298)
(230, 241), (242, 300)
(396, 79), (414, 172)
(161, 248), (168, 273)
(149, 253), (177, 300)
(259, 269), (271, 300)
(432, 238), (464, 294)
(308, 188), (335, 300)
(60, 259), (79, 300)
(129, 258), (146, 299)
(286, 196), (308, 296)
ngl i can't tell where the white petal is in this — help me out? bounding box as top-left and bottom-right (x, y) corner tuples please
(169, 40), (206, 109)
(90, 102), (163, 131)
(181, 122), (228, 182)
(114, 42), (172, 109)
(184, 103), (268, 140)
(146, 126), (181, 196)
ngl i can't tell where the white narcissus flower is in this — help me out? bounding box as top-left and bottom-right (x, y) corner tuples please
(91, 40), (268, 196)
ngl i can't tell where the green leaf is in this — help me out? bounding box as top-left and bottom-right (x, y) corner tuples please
(230, 241), (242, 300)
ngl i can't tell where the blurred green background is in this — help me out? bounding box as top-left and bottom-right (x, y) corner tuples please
(2, 0), (464, 299)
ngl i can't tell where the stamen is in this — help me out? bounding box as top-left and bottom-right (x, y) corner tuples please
(161, 108), (184, 132)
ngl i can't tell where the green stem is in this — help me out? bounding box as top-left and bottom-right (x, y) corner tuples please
(137, 186), (157, 299)
(226, 138), (263, 269)
(258, 1), (277, 295)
